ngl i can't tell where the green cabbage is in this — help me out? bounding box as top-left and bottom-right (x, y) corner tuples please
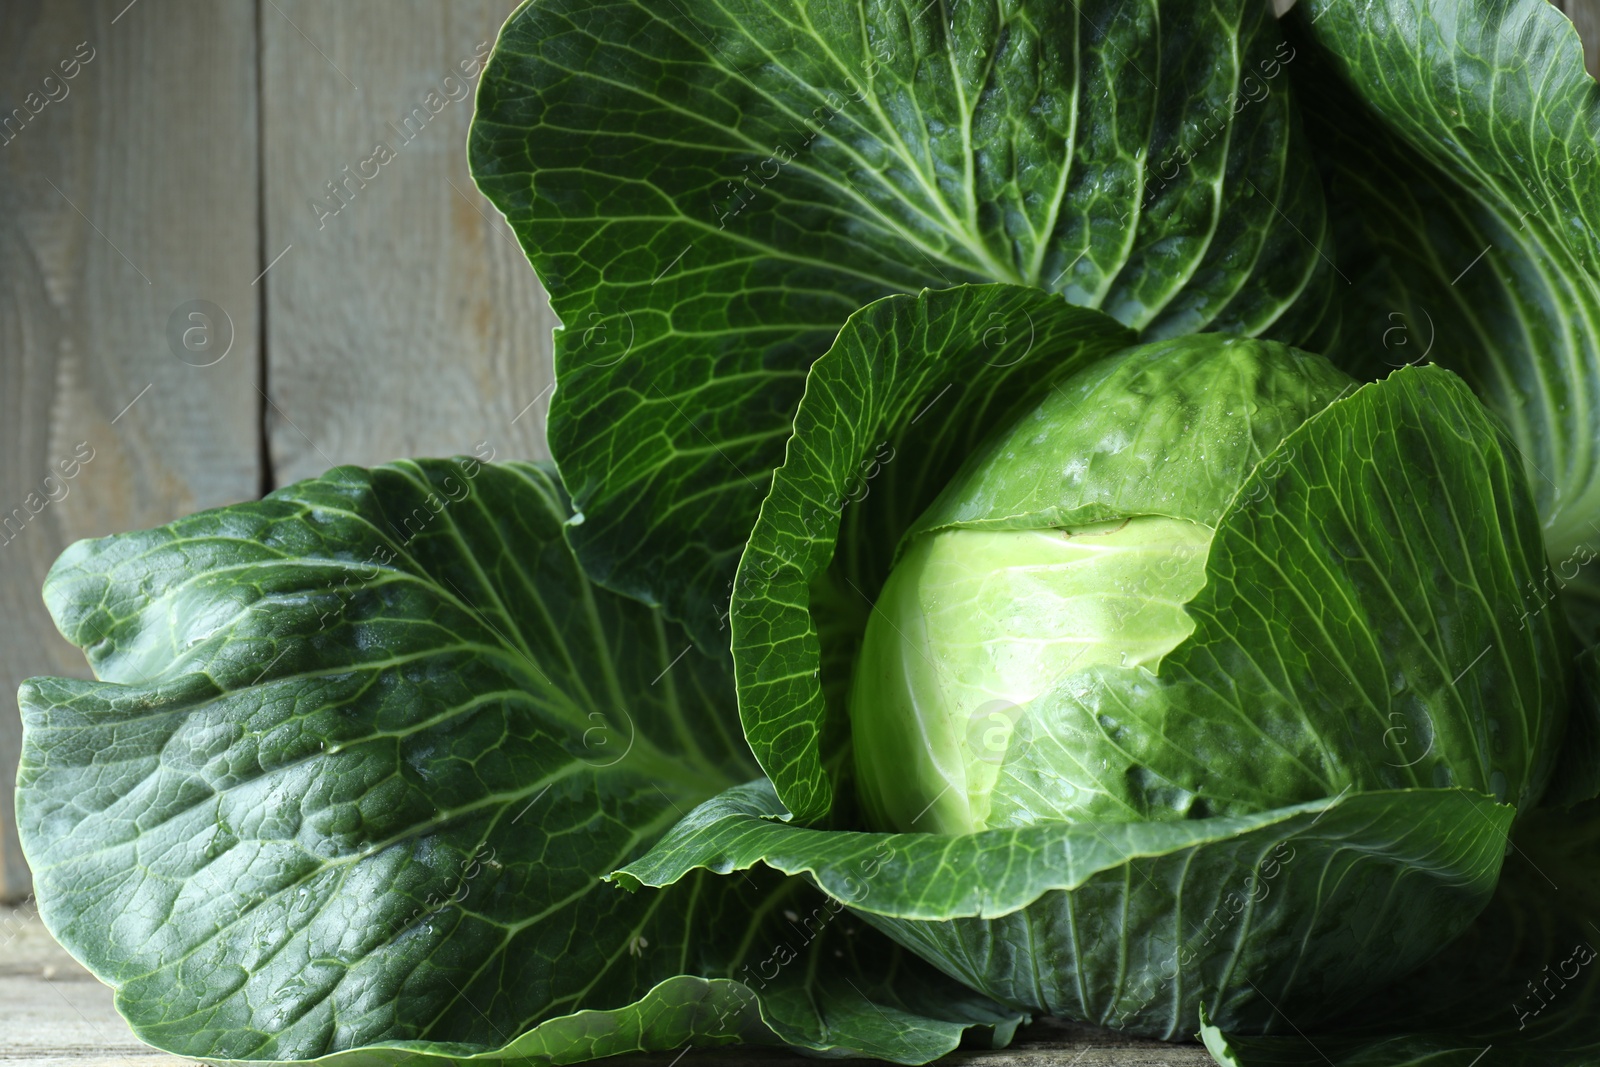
(636, 305), (1569, 1036)
(852, 337), (1356, 835)
(15, 0), (1600, 1063)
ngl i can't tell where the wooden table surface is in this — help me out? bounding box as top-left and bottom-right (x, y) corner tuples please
(3, 904), (188, 1067)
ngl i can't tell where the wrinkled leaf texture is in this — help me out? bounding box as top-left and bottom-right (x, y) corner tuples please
(620, 779), (1511, 1039)
(469, 0), (1334, 651)
(16, 460), (1019, 1065)
(1290, 0), (1600, 642)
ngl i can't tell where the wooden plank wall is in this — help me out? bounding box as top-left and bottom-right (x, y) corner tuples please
(0, 0), (265, 904)
(260, 1), (552, 484)
(0, 0), (1595, 905)
(1567, 0), (1600, 72)
(0, 0), (545, 904)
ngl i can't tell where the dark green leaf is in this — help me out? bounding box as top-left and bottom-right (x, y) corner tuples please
(1203, 799), (1600, 1066)
(16, 460), (1016, 1065)
(469, 0), (1335, 649)
(1287, 0), (1600, 642)
(620, 779), (1511, 1039)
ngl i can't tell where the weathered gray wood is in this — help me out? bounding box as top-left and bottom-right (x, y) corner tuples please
(1, 903), (193, 1065)
(0, 904), (1206, 1066)
(260, 0), (555, 486)
(1564, 0), (1600, 74)
(0, 0), (262, 904)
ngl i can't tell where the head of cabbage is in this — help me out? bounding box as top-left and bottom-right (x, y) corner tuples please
(822, 328), (1570, 1032)
(850, 334), (1559, 837)
(623, 292), (1574, 1041)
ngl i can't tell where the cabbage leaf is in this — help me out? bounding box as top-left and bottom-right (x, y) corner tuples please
(15, 460), (1019, 1065)
(469, 0), (1333, 650)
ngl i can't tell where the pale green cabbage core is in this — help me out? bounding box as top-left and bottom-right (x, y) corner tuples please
(851, 516), (1212, 835)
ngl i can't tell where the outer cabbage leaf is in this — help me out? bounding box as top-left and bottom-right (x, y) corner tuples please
(469, 0), (1334, 650)
(15, 459), (1019, 1065)
(728, 285), (1137, 822)
(619, 779), (1511, 1040)
(1203, 799), (1600, 1066)
(1286, 0), (1600, 639)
